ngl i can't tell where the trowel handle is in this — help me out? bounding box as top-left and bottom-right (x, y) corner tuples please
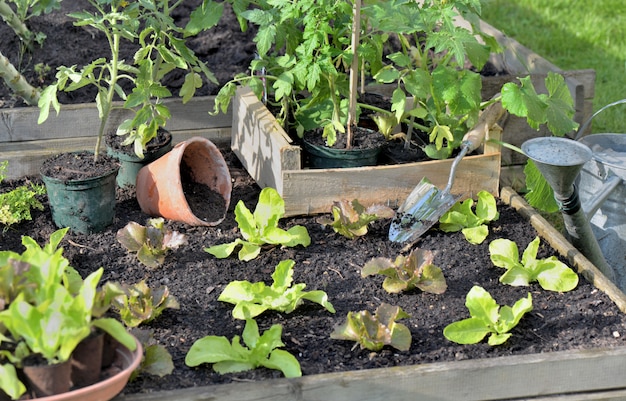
(462, 101), (506, 153)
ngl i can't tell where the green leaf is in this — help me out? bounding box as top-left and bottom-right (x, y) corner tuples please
(464, 286), (499, 326)
(443, 317), (491, 344)
(524, 160), (559, 213)
(536, 258), (579, 292)
(141, 344), (174, 377)
(185, 336), (242, 366)
(0, 364), (26, 400)
(92, 318), (137, 352)
(489, 238), (520, 269)
(264, 349), (302, 378)
(204, 240), (242, 259)
(185, 1), (224, 36)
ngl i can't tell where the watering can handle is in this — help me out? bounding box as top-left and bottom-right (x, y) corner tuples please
(574, 99), (626, 140)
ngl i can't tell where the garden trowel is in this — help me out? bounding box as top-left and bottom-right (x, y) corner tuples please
(389, 102), (505, 245)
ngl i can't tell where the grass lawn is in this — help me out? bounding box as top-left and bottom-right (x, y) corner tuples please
(481, 0), (626, 134)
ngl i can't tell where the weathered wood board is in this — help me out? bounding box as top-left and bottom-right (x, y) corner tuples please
(232, 87), (502, 216)
(0, 96), (231, 179)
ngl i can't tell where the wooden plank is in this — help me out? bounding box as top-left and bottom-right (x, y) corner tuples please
(281, 153), (500, 216)
(115, 346), (626, 401)
(231, 87), (301, 194)
(0, 96), (231, 143)
(1, 128), (231, 179)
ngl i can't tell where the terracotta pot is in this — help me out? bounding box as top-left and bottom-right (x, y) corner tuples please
(71, 331), (104, 388)
(136, 137), (232, 226)
(22, 359), (72, 398)
(25, 337), (142, 401)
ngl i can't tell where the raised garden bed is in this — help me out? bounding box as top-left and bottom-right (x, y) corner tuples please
(2, 153), (626, 400)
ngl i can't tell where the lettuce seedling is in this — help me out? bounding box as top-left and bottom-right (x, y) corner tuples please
(218, 259), (335, 320)
(185, 319), (301, 378)
(0, 162), (46, 230)
(438, 190), (499, 244)
(362, 248), (447, 294)
(489, 236), (579, 292)
(330, 303), (411, 352)
(317, 199), (395, 239)
(443, 285), (533, 346)
(205, 187), (310, 261)
(111, 280), (180, 328)
(117, 218), (188, 268)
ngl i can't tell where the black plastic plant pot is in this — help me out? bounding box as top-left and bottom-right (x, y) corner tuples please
(302, 139), (383, 169)
(106, 131), (173, 188)
(41, 160), (119, 234)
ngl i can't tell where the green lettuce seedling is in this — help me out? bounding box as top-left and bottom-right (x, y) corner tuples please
(117, 217), (188, 268)
(185, 319), (301, 378)
(362, 248), (447, 294)
(438, 190), (499, 244)
(205, 187), (310, 261)
(111, 280), (180, 328)
(443, 285), (532, 346)
(330, 303), (411, 352)
(0, 161), (46, 231)
(489, 236), (579, 292)
(317, 199), (395, 239)
(218, 259), (335, 320)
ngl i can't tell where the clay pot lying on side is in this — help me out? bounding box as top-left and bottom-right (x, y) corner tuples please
(136, 136), (232, 226)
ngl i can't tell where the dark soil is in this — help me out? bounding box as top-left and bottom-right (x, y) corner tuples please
(2, 2), (626, 398)
(0, 0), (256, 108)
(2, 148), (626, 397)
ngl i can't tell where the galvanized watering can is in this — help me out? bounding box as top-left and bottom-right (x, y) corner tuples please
(576, 99), (626, 287)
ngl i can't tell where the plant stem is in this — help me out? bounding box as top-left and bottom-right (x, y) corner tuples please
(0, 49), (40, 105)
(0, 0), (34, 48)
(94, 14), (122, 161)
(346, 0), (361, 149)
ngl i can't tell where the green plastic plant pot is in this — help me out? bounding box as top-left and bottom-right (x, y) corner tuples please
(302, 139), (383, 169)
(41, 165), (119, 234)
(106, 132), (173, 188)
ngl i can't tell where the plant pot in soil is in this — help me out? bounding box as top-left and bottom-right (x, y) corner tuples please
(21, 357), (72, 398)
(136, 136), (232, 226)
(106, 129), (173, 188)
(40, 152), (120, 234)
(302, 126), (386, 168)
(71, 330), (104, 388)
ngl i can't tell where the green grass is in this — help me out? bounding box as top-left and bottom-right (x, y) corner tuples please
(481, 0), (626, 134)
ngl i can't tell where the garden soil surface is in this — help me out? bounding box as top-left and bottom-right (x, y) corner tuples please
(3, 1), (626, 398)
(3, 149), (626, 396)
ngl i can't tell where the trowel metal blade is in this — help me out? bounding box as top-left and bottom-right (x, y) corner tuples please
(389, 178), (460, 243)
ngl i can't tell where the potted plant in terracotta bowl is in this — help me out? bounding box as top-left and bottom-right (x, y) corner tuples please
(0, 228), (139, 399)
(37, 0), (225, 232)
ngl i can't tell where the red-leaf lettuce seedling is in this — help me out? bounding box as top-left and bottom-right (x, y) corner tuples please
(362, 248), (447, 294)
(218, 259), (335, 319)
(110, 280), (180, 328)
(185, 318), (301, 378)
(489, 236), (579, 292)
(330, 302), (411, 351)
(205, 187), (311, 261)
(117, 217), (188, 268)
(317, 199), (395, 239)
(438, 190), (499, 244)
(443, 285), (532, 346)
